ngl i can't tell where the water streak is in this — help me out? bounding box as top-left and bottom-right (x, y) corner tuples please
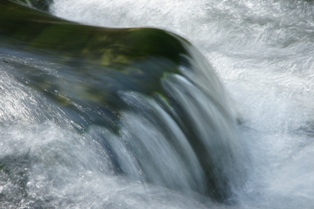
(50, 0), (314, 208)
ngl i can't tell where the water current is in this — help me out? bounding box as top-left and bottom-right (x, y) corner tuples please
(2, 0), (314, 208)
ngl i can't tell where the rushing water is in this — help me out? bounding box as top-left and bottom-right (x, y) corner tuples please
(2, 0), (314, 208)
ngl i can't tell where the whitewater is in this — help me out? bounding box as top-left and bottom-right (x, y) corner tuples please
(51, 0), (314, 208)
(1, 0), (314, 208)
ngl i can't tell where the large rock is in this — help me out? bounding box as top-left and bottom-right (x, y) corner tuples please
(0, 1), (246, 203)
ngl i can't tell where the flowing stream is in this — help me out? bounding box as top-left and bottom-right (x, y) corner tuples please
(2, 0), (314, 208)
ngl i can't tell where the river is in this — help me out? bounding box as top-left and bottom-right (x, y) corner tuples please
(1, 0), (314, 208)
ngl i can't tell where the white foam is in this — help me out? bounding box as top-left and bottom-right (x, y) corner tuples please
(16, 0), (314, 208)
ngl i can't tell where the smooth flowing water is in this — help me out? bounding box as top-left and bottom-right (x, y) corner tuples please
(51, 0), (314, 208)
(1, 0), (314, 208)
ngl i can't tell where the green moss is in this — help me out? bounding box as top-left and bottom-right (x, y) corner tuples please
(0, 1), (192, 130)
(1, 1), (188, 67)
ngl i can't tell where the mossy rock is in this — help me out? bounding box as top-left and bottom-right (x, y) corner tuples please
(0, 1), (239, 203)
(0, 0), (192, 130)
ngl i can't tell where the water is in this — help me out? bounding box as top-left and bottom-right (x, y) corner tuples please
(0, 45), (244, 208)
(50, 0), (314, 208)
(2, 0), (314, 208)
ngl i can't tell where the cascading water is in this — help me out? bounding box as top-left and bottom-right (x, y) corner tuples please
(2, 0), (314, 208)
(0, 40), (244, 209)
(50, 0), (314, 208)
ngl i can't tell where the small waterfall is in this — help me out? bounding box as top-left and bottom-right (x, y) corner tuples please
(43, 0), (314, 208)
(98, 49), (248, 202)
(0, 1), (248, 207)
(0, 44), (247, 205)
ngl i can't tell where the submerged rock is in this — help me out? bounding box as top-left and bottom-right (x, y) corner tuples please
(0, 0), (189, 130)
(0, 0), (246, 203)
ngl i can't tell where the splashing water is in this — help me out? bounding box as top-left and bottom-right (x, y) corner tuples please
(1, 0), (314, 208)
(50, 0), (314, 209)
